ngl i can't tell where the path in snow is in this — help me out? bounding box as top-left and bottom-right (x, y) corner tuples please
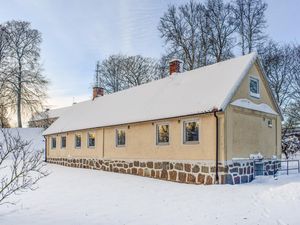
(1, 164), (300, 225)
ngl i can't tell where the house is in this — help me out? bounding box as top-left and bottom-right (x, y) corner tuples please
(43, 53), (282, 185)
(28, 106), (71, 128)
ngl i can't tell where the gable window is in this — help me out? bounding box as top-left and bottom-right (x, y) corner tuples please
(61, 136), (66, 148)
(183, 120), (199, 143)
(267, 119), (273, 128)
(116, 129), (126, 147)
(87, 132), (95, 148)
(51, 137), (56, 149)
(156, 124), (169, 145)
(75, 134), (81, 148)
(249, 77), (260, 98)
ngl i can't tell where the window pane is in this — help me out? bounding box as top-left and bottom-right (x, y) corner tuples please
(116, 129), (126, 146)
(250, 79), (259, 94)
(157, 124), (169, 144)
(61, 136), (66, 148)
(88, 133), (95, 147)
(75, 134), (81, 148)
(51, 137), (56, 148)
(184, 121), (199, 142)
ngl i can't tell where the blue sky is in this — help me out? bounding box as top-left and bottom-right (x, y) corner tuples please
(0, 0), (299, 111)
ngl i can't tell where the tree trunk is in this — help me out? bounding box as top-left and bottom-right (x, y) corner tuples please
(17, 68), (22, 128)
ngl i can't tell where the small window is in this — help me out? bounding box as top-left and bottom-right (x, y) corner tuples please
(156, 124), (169, 145)
(51, 137), (56, 149)
(249, 77), (260, 98)
(87, 132), (95, 148)
(267, 119), (273, 128)
(61, 136), (66, 148)
(183, 120), (199, 143)
(116, 129), (126, 147)
(75, 134), (81, 148)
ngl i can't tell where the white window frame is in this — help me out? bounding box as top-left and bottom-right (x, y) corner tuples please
(156, 123), (170, 146)
(249, 76), (260, 99)
(60, 136), (66, 149)
(51, 136), (57, 149)
(87, 132), (96, 149)
(115, 128), (126, 147)
(74, 133), (81, 149)
(267, 119), (273, 128)
(183, 119), (200, 144)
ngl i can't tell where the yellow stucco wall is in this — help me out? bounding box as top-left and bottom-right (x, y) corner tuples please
(46, 113), (225, 161)
(47, 128), (104, 159)
(225, 62), (282, 160)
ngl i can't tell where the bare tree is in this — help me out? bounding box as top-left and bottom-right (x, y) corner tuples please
(0, 25), (9, 68)
(286, 101), (300, 126)
(234, 0), (268, 55)
(197, 3), (212, 66)
(292, 45), (300, 100)
(4, 21), (48, 127)
(157, 54), (170, 79)
(0, 25), (11, 128)
(0, 129), (48, 205)
(0, 104), (10, 128)
(121, 55), (159, 87)
(158, 0), (237, 70)
(158, 1), (206, 70)
(97, 55), (126, 94)
(97, 54), (159, 93)
(206, 0), (236, 62)
(258, 41), (296, 113)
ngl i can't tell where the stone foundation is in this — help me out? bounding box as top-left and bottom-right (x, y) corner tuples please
(46, 157), (279, 185)
(253, 159), (281, 176)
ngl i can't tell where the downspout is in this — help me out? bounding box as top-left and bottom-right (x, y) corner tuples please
(44, 136), (47, 162)
(102, 128), (105, 158)
(213, 109), (220, 184)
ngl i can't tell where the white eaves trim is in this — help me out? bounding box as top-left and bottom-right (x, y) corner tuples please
(230, 99), (278, 115)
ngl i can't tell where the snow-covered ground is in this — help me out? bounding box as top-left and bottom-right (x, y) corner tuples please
(0, 128), (45, 151)
(1, 163), (300, 225)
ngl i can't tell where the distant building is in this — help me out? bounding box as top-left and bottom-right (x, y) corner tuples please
(43, 53), (283, 185)
(28, 107), (71, 129)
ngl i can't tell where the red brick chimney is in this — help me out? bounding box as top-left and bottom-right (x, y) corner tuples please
(92, 86), (104, 100)
(169, 59), (183, 75)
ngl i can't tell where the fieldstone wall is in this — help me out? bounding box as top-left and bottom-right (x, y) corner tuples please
(253, 159), (281, 176)
(227, 161), (254, 184)
(46, 157), (279, 185)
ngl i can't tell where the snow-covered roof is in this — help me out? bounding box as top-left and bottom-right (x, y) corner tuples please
(44, 53), (276, 135)
(231, 99), (278, 115)
(30, 106), (71, 122)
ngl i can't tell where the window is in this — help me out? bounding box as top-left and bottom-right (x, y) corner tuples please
(183, 120), (199, 143)
(61, 136), (66, 148)
(156, 124), (169, 145)
(116, 129), (126, 147)
(51, 137), (56, 149)
(87, 132), (95, 148)
(75, 134), (81, 148)
(267, 119), (273, 128)
(249, 77), (260, 98)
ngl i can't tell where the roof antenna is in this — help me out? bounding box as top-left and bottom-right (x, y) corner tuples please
(72, 97), (77, 105)
(92, 61), (104, 99)
(94, 61), (101, 88)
